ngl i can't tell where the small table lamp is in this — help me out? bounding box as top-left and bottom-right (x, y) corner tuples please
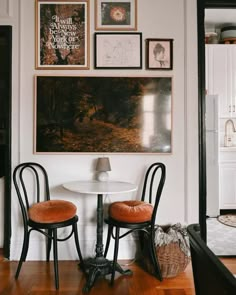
(96, 157), (111, 182)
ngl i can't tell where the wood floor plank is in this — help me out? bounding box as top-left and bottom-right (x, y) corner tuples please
(1, 257), (234, 295)
(1, 256), (235, 294)
(221, 257), (236, 274)
(0, 260), (195, 295)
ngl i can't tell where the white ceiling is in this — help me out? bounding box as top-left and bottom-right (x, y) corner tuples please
(205, 9), (236, 29)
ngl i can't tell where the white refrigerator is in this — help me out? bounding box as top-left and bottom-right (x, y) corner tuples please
(206, 94), (220, 217)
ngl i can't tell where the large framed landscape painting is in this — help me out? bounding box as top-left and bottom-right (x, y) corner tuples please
(34, 76), (172, 154)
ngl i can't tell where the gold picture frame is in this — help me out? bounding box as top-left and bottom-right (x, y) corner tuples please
(35, 0), (89, 69)
(95, 0), (137, 31)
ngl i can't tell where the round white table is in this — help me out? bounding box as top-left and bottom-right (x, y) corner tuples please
(63, 180), (137, 195)
(63, 180), (137, 292)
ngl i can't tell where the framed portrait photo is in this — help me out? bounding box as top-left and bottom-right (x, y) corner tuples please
(146, 38), (173, 70)
(95, 0), (137, 31)
(94, 32), (142, 69)
(35, 0), (89, 69)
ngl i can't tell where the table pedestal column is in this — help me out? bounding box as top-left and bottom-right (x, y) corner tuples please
(82, 194), (132, 293)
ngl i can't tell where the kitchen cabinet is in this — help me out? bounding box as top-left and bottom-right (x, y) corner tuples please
(206, 45), (236, 118)
(219, 162), (236, 210)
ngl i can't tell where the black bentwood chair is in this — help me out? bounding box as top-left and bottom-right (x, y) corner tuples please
(104, 162), (166, 284)
(13, 162), (84, 289)
(187, 224), (236, 295)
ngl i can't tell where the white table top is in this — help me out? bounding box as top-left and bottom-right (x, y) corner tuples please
(63, 180), (137, 195)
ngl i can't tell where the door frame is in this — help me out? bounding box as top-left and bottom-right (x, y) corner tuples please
(0, 26), (12, 259)
(198, 0), (236, 241)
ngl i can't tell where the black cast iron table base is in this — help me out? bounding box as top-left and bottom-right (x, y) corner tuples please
(82, 256), (132, 293)
(80, 193), (133, 292)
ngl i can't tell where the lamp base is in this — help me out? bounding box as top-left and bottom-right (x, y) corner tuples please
(97, 171), (109, 182)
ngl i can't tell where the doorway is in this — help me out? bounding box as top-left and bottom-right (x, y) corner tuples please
(198, 0), (236, 246)
(0, 26), (12, 259)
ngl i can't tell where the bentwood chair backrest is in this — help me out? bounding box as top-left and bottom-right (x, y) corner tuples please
(13, 162), (50, 224)
(140, 162), (166, 225)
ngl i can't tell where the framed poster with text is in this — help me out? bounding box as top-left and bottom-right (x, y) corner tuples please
(35, 0), (89, 69)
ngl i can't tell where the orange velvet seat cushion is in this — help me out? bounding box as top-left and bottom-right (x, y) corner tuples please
(28, 200), (77, 223)
(109, 200), (153, 223)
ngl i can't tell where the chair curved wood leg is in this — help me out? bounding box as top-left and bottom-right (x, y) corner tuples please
(46, 229), (52, 262)
(149, 236), (162, 281)
(111, 227), (120, 285)
(73, 223), (84, 271)
(15, 230), (30, 279)
(52, 229), (59, 289)
(104, 224), (113, 258)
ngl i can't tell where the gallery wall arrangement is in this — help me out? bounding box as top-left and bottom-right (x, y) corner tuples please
(34, 0), (174, 154)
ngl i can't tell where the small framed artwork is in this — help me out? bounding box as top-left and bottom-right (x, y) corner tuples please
(94, 32), (142, 69)
(146, 38), (173, 70)
(95, 0), (137, 31)
(35, 0), (89, 69)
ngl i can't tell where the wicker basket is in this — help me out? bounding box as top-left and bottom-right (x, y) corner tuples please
(141, 224), (190, 278)
(143, 241), (190, 278)
(157, 242), (190, 277)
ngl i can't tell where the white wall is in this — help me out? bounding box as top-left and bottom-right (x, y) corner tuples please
(1, 0), (199, 259)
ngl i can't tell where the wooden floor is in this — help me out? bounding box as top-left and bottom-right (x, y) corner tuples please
(0, 256), (235, 295)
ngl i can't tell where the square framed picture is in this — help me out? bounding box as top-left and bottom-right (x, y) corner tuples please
(146, 38), (173, 70)
(94, 32), (142, 69)
(95, 0), (137, 31)
(35, 0), (89, 69)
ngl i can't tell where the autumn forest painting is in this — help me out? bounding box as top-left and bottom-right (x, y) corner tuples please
(35, 76), (172, 153)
